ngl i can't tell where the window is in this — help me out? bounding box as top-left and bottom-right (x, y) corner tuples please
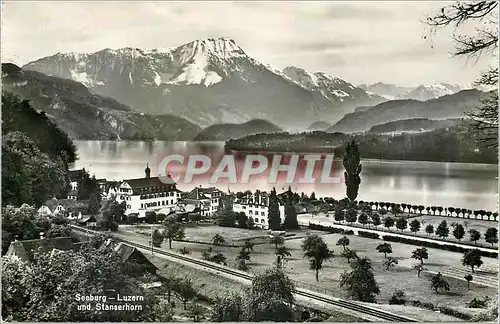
(127, 205), (131, 209)
(141, 203), (144, 209)
(254, 217), (258, 222)
(249, 211), (253, 215)
(261, 212), (265, 216)
(261, 219), (265, 223)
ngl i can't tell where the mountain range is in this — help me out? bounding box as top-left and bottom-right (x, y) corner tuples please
(2, 63), (201, 140)
(327, 89), (491, 133)
(358, 82), (465, 101)
(23, 37), (386, 129)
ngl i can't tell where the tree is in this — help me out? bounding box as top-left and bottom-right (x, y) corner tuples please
(409, 219), (421, 234)
(177, 279), (197, 310)
(436, 220), (449, 239)
(96, 199), (119, 231)
(336, 236), (350, 252)
(411, 247), (429, 265)
(431, 272), (450, 294)
(243, 239), (254, 252)
(345, 208), (357, 224)
(427, 1), (499, 148)
(218, 207), (237, 227)
(212, 234), (227, 246)
(270, 235), (284, 249)
(343, 140), (362, 202)
(389, 289), (406, 305)
(376, 243), (392, 258)
(187, 300), (205, 322)
(267, 188), (281, 230)
(210, 293), (244, 322)
(237, 212), (248, 229)
(383, 217), (395, 230)
(485, 227), (498, 246)
(469, 229), (481, 244)
(246, 216), (255, 229)
(341, 248), (358, 264)
(383, 257), (398, 270)
(358, 212), (369, 226)
(464, 274), (473, 289)
(145, 211), (157, 224)
(340, 257), (380, 302)
(236, 247), (251, 271)
(395, 217), (407, 232)
(371, 213), (381, 228)
(283, 188), (299, 229)
(247, 268), (295, 322)
(334, 208), (345, 222)
(413, 264), (427, 277)
(163, 218), (186, 249)
(275, 246), (292, 268)
(46, 224), (72, 238)
(2, 204), (40, 252)
(2, 131), (67, 208)
(301, 234), (334, 281)
(462, 249), (483, 273)
(151, 229), (164, 248)
(425, 224), (434, 236)
(453, 223), (466, 241)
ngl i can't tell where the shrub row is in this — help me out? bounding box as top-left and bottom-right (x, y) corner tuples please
(357, 231), (380, 239)
(308, 224), (353, 236)
(381, 235), (498, 258)
(410, 300), (471, 320)
(175, 239), (241, 248)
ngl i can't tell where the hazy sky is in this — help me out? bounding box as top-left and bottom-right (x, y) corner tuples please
(1, 1), (495, 86)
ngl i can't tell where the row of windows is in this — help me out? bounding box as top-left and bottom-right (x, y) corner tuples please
(140, 192), (178, 200)
(253, 217), (265, 223)
(249, 210), (266, 216)
(141, 200), (174, 209)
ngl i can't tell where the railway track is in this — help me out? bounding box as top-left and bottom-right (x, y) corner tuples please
(71, 225), (419, 322)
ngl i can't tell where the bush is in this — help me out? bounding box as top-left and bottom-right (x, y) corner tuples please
(344, 230), (354, 235)
(389, 289), (406, 305)
(438, 307), (471, 320)
(358, 231), (380, 239)
(382, 235), (497, 258)
(469, 297), (489, 309)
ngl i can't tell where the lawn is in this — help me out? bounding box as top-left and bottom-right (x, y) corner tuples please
(115, 224), (498, 318)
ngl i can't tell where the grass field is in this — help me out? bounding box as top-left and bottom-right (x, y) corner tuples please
(116, 224), (498, 315)
(298, 213), (498, 248)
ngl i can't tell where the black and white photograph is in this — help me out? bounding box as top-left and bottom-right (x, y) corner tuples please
(1, 1), (498, 322)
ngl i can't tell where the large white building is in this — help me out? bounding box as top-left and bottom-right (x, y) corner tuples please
(181, 187), (224, 217)
(233, 190), (285, 229)
(116, 165), (182, 218)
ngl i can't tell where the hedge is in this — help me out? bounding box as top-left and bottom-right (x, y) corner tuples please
(357, 231), (380, 239)
(410, 300), (471, 320)
(382, 235), (498, 258)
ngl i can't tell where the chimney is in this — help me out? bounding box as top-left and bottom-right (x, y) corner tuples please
(145, 163), (151, 178)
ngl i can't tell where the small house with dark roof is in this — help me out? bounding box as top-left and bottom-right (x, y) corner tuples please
(6, 237), (76, 263)
(116, 164), (181, 219)
(7, 237), (158, 275)
(78, 215), (97, 227)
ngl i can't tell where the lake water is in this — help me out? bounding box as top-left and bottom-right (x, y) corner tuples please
(71, 141), (499, 211)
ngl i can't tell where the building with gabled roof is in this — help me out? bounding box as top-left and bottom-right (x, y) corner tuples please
(181, 186), (224, 217)
(5, 237), (76, 263)
(116, 164), (181, 219)
(233, 190), (285, 229)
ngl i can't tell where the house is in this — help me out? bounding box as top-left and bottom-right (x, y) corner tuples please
(37, 198), (82, 217)
(6, 237), (76, 263)
(116, 164), (182, 219)
(233, 190), (285, 229)
(78, 215), (97, 227)
(67, 169), (85, 200)
(6, 237), (158, 274)
(101, 239), (159, 274)
(162, 203), (201, 221)
(181, 186), (224, 217)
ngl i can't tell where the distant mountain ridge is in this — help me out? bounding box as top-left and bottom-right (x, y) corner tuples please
(358, 82), (465, 101)
(2, 63), (201, 141)
(194, 119), (282, 141)
(368, 118), (463, 134)
(327, 89), (491, 133)
(23, 37), (384, 129)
